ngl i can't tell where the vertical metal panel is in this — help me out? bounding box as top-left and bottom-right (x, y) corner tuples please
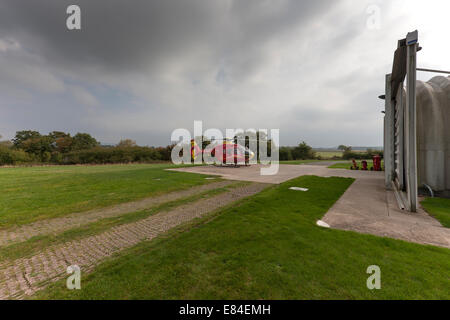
(394, 86), (405, 190)
(405, 42), (418, 212)
(384, 74), (394, 189)
(385, 30), (420, 212)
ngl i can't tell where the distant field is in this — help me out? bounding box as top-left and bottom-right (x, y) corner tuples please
(0, 164), (215, 228)
(314, 151), (343, 159)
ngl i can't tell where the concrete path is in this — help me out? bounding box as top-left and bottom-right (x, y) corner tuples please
(0, 183), (268, 299)
(168, 164), (377, 184)
(322, 177), (450, 248)
(171, 164), (450, 248)
(305, 161), (346, 166)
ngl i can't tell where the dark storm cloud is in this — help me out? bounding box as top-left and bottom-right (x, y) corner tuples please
(0, 0), (350, 146)
(1, 0), (446, 147)
(0, 0), (335, 76)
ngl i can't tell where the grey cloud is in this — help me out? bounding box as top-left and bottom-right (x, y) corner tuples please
(0, 0), (335, 78)
(0, 0), (447, 147)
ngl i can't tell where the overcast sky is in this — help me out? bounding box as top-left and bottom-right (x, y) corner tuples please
(0, 0), (449, 147)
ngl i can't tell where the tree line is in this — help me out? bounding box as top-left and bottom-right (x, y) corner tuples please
(279, 143), (383, 161)
(337, 145), (383, 160)
(0, 131), (174, 165)
(0, 131), (382, 165)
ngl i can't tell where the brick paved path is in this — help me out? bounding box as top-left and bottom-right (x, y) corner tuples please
(0, 183), (267, 299)
(0, 180), (234, 247)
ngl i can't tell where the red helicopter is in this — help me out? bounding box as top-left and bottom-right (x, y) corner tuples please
(191, 139), (255, 166)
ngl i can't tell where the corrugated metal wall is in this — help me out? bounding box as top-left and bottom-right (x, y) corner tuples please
(416, 76), (450, 194)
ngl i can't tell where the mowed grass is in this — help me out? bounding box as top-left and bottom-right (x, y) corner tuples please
(0, 164), (214, 228)
(421, 197), (450, 228)
(35, 176), (450, 299)
(0, 181), (248, 262)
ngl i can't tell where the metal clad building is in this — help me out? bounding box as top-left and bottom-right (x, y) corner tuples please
(384, 30), (450, 211)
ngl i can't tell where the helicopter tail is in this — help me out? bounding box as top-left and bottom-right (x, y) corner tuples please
(190, 139), (202, 160)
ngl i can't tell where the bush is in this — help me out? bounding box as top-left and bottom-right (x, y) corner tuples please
(155, 145), (175, 161)
(50, 152), (63, 164)
(342, 149), (383, 160)
(0, 146), (33, 165)
(278, 142), (317, 161)
(41, 151), (51, 163)
(3, 130), (178, 165)
(61, 146), (164, 164)
(292, 141), (316, 160)
(279, 147), (294, 161)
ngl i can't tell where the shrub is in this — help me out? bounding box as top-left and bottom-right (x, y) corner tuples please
(279, 147), (293, 161)
(292, 141), (316, 160)
(50, 152), (63, 164)
(0, 146), (33, 165)
(61, 146), (164, 164)
(342, 149), (383, 160)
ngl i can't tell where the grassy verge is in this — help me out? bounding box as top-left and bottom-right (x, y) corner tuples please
(421, 197), (450, 228)
(34, 176), (449, 299)
(328, 160), (384, 170)
(0, 164), (215, 228)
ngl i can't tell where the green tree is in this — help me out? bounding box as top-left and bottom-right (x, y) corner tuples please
(71, 133), (99, 151)
(155, 145), (175, 161)
(21, 136), (54, 160)
(55, 137), (73, 153)
(342, 146), (353, 159)
(49, 131), (73, 153)
(13, 130), (41, 149)
(117, 139), (137, 148)
(292, 141), (315, 160)
(48, 131), (70, 140)
(279, 147), (293, 161)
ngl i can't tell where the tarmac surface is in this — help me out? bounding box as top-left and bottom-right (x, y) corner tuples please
(170, 164), (450, 248)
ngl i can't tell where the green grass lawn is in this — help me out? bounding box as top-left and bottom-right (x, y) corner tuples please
(35, 175), (450, 300)
(328, 160), (384, 170)
(0, 164), (214, 228)
(421, 197), (450, 228)
(0, 181), (247, 263)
